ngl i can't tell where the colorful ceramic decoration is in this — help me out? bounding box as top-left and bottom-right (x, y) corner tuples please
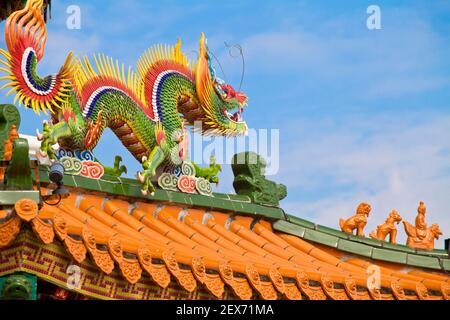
(157, 161), (213, 196)
(0, 0), (248, 195)
(59, 156), (82, 175)
(57, 148), (104, 179)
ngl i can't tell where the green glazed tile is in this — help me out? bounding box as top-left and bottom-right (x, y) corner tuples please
(62, 174), (76, 188)
(98, 179), (124, 195)
(227, 194), (251, 202)
(406, 254), (441, 269)
(371, 248), (407, 264)
(440, 258), (450, 271)
(211, 193), (230, 200)
(100, 174), (121, 183)
(380, 241), (416, 253)
(72, 175), (101, 191)
(303, 229), (339, 247)
(337, 239), (373, 257)
(121, 183), (144, 198)
(316, 225), (349, 239)
(286, 214), (316, 229)
(273, 220), (306, 238)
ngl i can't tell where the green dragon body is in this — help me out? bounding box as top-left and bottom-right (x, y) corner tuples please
(0, 0), (248, 194)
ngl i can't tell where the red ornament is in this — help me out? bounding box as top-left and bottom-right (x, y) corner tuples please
(177, 175), (196, 193)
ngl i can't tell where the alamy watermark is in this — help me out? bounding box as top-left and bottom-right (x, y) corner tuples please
(174, 122), (280, 175)
(66, 264), (81, 290)
(367, 5), (382, 30)
(366, 264), (381, 290)
(66, 5), (81, 30)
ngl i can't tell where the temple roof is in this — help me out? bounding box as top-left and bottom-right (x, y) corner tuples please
(0, 105), (449, 300)
(0, 163), (449, 300)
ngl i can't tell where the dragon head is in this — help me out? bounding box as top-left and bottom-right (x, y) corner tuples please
(194, 33), (248, 136)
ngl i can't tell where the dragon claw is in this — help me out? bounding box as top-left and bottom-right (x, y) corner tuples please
(136, 172), (145, 184)
(36, 129), (43, 141)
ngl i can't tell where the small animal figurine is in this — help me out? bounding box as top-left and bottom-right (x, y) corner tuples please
(339, 202), (372, 237)
(370, 209), (402, 244)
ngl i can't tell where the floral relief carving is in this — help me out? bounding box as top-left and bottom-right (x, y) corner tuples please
(14, 199), (38, 222)
(31, 217), (54, 244)
(218, 261), (252, 300)
(245, 265), (261, 288)
(137, 247), (170, 288)
(218, 262), (234, 283)
(204, 274), (225, 299)
(321, 274), (349, 300)
(232, 277), (253, 300)
(441, 282), (450, 300)
(119, 257), (142, 284)
(0, 215), (21, 248)
(150, 264), (171, 289)
(258, 281), (278, 300)
(107, 234), (123, 263)
(415, 283), (430, 300)
(295, 271), (327, 300)
(162, 249), (179, 274)
(162, 249), (196, 292)
(269, 268), (285, 295)
(53, 213), (68, 240)
(82, 227), (114, 274)
(344, 277), (371, 300)
(191, 257), (206, 283)
(391, 279), (407, 300)
(284, 283), (302, 300)
(178, 269), (197, 293)
(64, 235), (87, 263)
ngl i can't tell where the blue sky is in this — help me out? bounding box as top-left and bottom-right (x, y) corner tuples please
(1, 0), (449, 247)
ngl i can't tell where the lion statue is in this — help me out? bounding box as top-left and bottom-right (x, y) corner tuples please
(339, 202), (372, 236)
(369, 209), (402, 244)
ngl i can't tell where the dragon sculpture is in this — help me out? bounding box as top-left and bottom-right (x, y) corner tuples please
(0, 0), (248, 195)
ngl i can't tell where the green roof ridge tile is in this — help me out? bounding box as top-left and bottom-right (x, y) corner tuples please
(337, 238), (373, 257)
(286, 214), (315, 229)
(303, 229), (339, 248)
(406, 253), (441, 269)
(440, 258), (450, 271)
(273, 220), (306, 238)
(371, 248), (407, 264)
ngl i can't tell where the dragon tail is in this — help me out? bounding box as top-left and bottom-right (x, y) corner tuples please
(0, 0), (75, 114)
